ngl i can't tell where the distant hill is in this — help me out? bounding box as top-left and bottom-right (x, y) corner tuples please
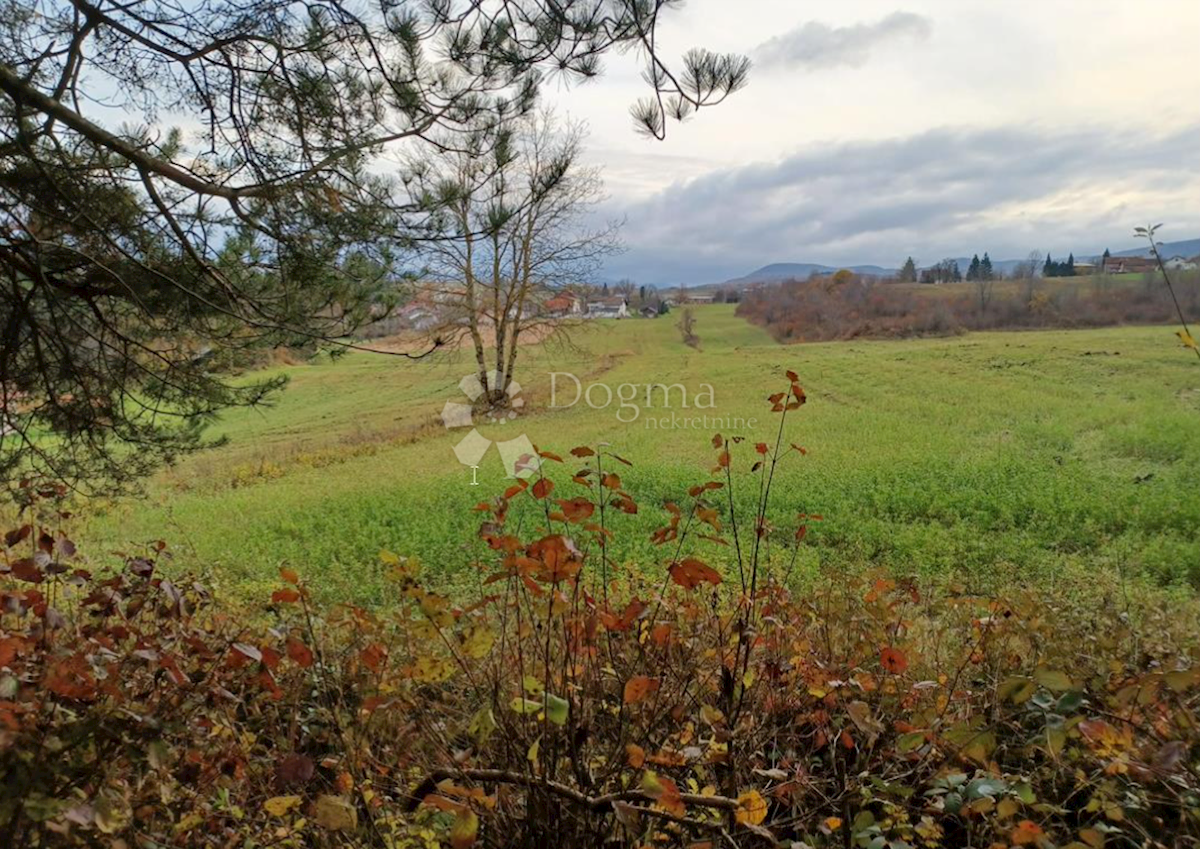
(1111, 238), (1200, 260)
(713, 237), (1200, 290)
(722, 262), (897, 287)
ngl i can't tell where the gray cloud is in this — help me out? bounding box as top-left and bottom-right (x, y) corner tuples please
(601, 124), (1200, 286)
(754, 11), (933, 70)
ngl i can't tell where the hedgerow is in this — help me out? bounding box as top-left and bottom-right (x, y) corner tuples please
(2, 373), (1198, 847)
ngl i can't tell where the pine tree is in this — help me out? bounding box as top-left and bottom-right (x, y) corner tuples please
(967, 254), (981, 281)
(951, 261), (963, 282)
(899, 257), (918, 283)
(981, 253), (994, 280)
(1066, 253), (1075, 276)
(1044, 253), (1057, 278)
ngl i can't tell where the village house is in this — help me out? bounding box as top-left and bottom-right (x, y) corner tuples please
(1102, 256), (1157, 274)
(543, 291), (584, 318)
(1164, 255), (1199, 271)
(586, 297), (628, 319)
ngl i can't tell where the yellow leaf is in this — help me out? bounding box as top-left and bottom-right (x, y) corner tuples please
(450, 808), (479, 849)
(462, 624), (495, 659)
(823, 816), (843, 831)
(313, 795), (357, 832)
(264, 796), (302, 817)
(735, 790), (767, 826)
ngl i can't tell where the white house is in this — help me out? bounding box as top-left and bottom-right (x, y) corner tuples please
(587, 297), (628, 319)
(1164, 256), (1198, 271)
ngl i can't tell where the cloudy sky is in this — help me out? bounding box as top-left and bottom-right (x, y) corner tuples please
(542, 0), (1200, 286)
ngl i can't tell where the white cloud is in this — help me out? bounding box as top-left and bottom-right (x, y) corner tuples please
(754, 12), (933, 70)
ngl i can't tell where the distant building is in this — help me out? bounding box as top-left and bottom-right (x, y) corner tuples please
(1072, 261), (1098, 276)
(587, 297), (628, 319)
(1164, 256), (1198, 271)
(543, 292), (584, 317)
(685, 294), (715, 305)
(396, 302), (441, 332)
(639, 306), (659, 319)
(1102, 256), (1157, 274)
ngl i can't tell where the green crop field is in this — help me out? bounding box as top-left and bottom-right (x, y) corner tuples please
(79, 306), (1200, 603)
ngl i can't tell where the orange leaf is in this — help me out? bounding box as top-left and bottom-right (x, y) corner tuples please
(626, 743), (646, 768)
(623, 676), (660, 705)
(272, 588), (300, 604)
(532, 478), (554, 499)
(280, 567), (300, 585)
(668, 558), (722, 590)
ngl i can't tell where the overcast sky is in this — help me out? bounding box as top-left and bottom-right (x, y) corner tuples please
(541, 0), (1200, 286)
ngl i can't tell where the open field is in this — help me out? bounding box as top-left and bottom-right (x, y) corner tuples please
(79, 306), (1200, 602)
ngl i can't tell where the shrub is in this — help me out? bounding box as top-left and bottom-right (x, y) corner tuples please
(2, 377), (1199, 847)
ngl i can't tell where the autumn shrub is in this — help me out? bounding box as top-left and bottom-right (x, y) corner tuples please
(3, 375), (1200, 848)
(737, 273), (1200, 342)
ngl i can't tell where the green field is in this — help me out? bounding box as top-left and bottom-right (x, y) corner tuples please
(81, 307), (1200, 602)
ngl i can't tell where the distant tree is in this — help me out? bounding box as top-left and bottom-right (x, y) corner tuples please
(951, 260), (963, 283)
(1066, 253), (1076, 276)
(639, 285), (647, 304)
(602, 282), (610, 296)
(1012, 251), (1042, 280)
(1044, 253), (1058, 278)
(658, 300), (671, 315)
(920, 267), (936, 284)
(967, 254), (981, 281)
(832, 269), (855, 286)
(899, 257), (918, 283)
(981, 253), (994, 280)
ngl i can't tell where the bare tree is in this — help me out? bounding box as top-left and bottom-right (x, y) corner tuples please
(411, 113), (620, 409)
(676, 307), (699, 348)
(0, 0), (748, 489)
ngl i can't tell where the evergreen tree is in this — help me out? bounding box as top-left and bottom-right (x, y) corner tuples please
(899, 256), (918, 283)
(1066, 253), (1075, 276)
(951, 260), (963, 282)
(0, 0), (749, 491)
(1044, 253), (1057, 278)
(981, 253), (994, 280)
(967, 254), (981, 281)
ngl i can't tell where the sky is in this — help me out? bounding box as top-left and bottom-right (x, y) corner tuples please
(541, 0), (1200, 287)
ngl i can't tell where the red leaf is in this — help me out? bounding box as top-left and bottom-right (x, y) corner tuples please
(10, 558), (43, 583)
(880, 646), (908, 674)
(272, 588), (301, 604)
(531, 478), (554, 499)
(280, 567), (300, 585)
(360, 642), (386, 672)
(570, 446), (595, 458)
(286, 637), (314, 668)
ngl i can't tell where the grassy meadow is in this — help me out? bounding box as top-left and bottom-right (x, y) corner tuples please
(80, 306), (1200, 603)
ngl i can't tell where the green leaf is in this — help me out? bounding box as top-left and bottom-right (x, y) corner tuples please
(1034, 668), (1073, 692)
(510, 697), (542, 715)
(545, 694), (569, 726)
